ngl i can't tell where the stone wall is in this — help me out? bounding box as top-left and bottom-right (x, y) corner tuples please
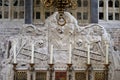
(0, 21), (23, 80)
(99, 21), (120, 51)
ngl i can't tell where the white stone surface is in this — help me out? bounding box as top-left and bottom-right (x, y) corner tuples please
(0, 12), (119, 80)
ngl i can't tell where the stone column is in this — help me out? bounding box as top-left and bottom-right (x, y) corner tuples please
(90, 0), (98, 23)
(113, 0), (115, 20)
(104, 0), (108, 21)
(25, 0), (33, 24)
(9, 0), (12, 20)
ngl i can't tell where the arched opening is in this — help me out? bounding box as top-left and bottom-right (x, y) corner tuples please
(108, 0), (113, 7)
(77, 0), (81, 7)
(77, 12), (81, 20)
(115, 0), (119, 8)
(36, 0), (41, 6)
(108, 13), (113, 20)
(99, 0), (104, 7)
(83, 0), (88, 7)
(13, 0), (18, 6)
(0, 11), (2, 19)
(99, 12), (104, 19)
(0, 0), (2, 6)
(115, 13), (119, 20)
(19, 0), (24, 6)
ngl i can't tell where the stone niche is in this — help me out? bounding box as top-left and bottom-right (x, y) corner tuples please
(0, 12), (119, 80)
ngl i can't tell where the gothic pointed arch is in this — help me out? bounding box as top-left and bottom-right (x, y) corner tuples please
(115, 0), (119, 8)
(77, 0), (81, 7)
(108, 0), (113, 7)
(83, 0), (88, 7)
(99, 0), (104, 7)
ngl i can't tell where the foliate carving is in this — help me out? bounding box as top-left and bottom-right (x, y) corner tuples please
(16, 71), (27, 80)
(94, 71), (105, 80)
(75, 72), (86, 80)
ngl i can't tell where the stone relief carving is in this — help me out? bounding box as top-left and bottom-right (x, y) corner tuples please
(1, 12), (111, 67)
(0, 12), (119, 80)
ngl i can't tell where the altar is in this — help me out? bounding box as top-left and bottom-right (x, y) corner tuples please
(1, 12), (113, 80)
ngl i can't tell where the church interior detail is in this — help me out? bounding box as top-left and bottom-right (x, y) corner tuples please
(0, 0), (120, 80)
